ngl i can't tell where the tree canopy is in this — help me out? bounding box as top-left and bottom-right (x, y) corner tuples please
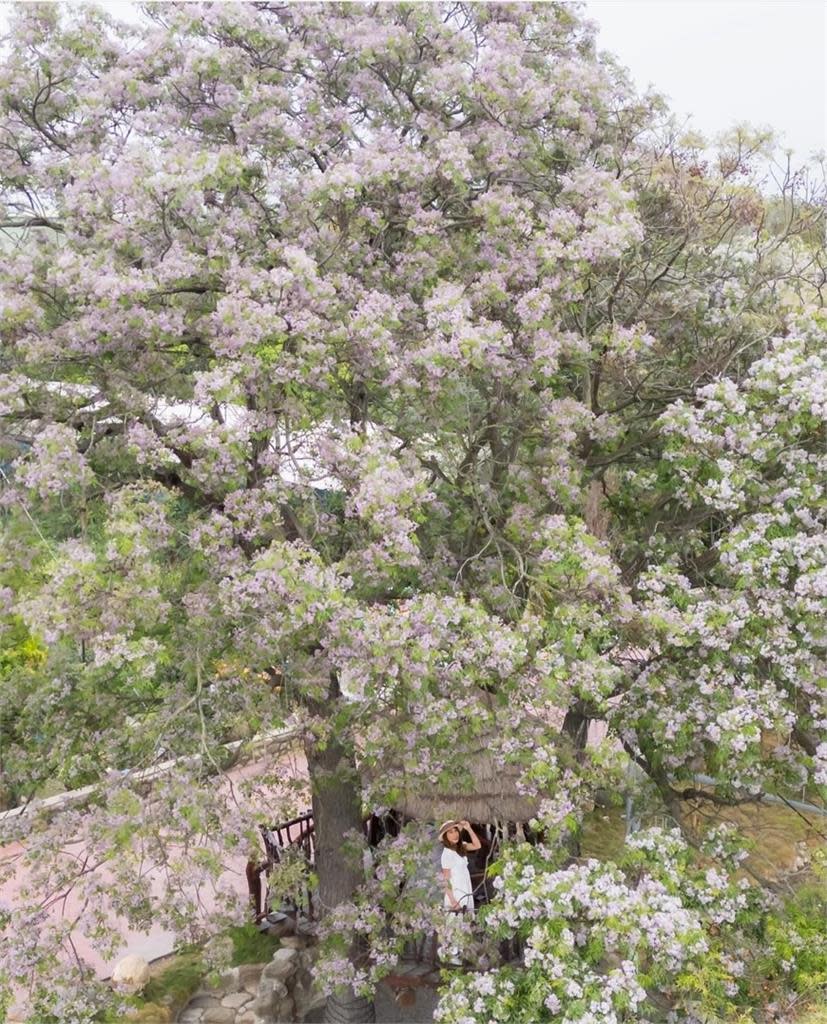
(0, 3), (825, 1022)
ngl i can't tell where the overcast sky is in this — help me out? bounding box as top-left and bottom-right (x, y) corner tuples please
(585, 0), (826, 162)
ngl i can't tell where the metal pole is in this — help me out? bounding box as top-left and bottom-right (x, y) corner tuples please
(689, 774), (827, 819)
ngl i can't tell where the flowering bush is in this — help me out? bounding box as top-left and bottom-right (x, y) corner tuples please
(437, 828), (764, 1024)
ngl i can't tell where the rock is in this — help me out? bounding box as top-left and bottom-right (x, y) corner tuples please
(221, 991), (252, 1009)
(265, 920), (294, 938)
(218, 966), (241, 994)
(273, 946), (299, 966)
(275, 994), (295, 1020)
(178, 1011), (203, 1024)
(203, 1009), (237, 1024)
(262, 947), (298, 983)
(251, 978), (288, 1018)
(297, 949), (318, 970)
(111, 954), (151, 995)
(250, 995), (273, 1018)
(238, 962), (267, 993)
(278, 935), (308, 949)
(188, 994), (221, 1010)
(235, 1015), (256, 1024)
(294, 986), (327, 1020)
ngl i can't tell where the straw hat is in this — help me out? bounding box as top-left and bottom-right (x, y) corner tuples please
(437, 820), (460, 840)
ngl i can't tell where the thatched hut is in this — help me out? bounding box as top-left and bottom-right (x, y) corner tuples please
(251, 712), (566, 919)
(371, 701), (566, 828)
(389, 746), (544, 827)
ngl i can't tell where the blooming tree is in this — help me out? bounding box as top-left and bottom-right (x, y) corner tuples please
(0, 2), (824, 1021)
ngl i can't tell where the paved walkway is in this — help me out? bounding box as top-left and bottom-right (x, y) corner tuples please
(0, 736), (308, 1019)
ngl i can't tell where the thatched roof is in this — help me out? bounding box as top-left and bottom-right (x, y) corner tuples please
(359, 689), (569, 825)
(392, 748), (543, 824)
(372, 713), (567, 824)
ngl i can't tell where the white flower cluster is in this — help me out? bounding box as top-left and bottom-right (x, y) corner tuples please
(437, 826), (755, 1023)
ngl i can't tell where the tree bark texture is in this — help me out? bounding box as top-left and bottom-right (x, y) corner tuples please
(305, 673), (375, 1024)
(561, 704), (589, 858)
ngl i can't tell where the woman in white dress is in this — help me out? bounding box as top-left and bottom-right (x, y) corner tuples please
(438, 819), (482, 912)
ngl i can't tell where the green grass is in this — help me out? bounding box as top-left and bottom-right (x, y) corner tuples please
(98, 923), (281, 1021)
(580, 806), (628, 861)
(796, 1006), (827, 1023)
(227, 921), (282, 966)
(142, 949), (205, 1005)
(580, 796), (827, 883)
(98, 949), (204, 1022)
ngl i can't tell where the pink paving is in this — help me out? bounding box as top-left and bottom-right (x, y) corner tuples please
(0, 739), (309, 1018)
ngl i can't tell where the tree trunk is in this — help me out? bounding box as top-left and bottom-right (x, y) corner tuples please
(305, 673), (375, 1024)
(562, 703), (590, 756)
(561, 703), (590, 858)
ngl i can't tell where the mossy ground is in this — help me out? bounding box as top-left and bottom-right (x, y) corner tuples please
(100, 950), (203, 1022)
(795, 1007), (827, 1024)
(141, 949), (205, 1006)
(101, 924), (280, 1021)
(580, 798), (826, 882)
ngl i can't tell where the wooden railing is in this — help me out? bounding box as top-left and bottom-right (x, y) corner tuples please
(248, 810), (526, 988)
(261, 810), (316, 865)
(247, 810), (315, 922)
(248, 809), (411, 922)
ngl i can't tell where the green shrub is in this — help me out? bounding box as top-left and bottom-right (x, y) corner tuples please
(142, 950), (205, 1005)
(748, 855), (827, 1013)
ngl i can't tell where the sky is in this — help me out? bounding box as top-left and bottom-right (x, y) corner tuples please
(584, 0), (826, 163)
(1, 1), (825, 163)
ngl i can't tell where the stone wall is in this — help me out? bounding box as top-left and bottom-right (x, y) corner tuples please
(178, 938), (323, 1024)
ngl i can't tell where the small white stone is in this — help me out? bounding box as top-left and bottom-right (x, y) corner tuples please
(111, 954), (150, 994)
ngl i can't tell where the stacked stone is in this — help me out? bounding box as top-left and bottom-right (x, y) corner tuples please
(178, 963), (263, 1024)
(178, 936), (323, 1024)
